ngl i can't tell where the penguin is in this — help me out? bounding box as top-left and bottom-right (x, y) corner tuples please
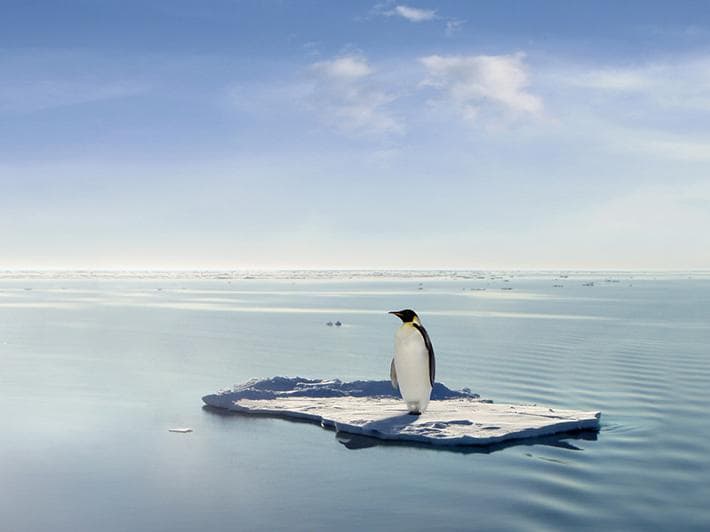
(388, 309), (436, 415)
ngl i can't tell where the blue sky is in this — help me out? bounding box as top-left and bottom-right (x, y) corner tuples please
(2, 0), (710, 269)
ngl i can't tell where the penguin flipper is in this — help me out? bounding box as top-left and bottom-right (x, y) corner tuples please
(413, 323), (436, 387)
(390, 358), (398, 390)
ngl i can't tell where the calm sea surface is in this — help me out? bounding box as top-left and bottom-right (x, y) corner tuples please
(1, 272), (709, 531)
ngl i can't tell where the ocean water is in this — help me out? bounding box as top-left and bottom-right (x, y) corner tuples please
(1, 271), (709, 531)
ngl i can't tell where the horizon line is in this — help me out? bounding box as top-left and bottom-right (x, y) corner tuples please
(2, 268), (709, 273)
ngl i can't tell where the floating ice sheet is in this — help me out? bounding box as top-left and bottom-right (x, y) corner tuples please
(203, 378), (600, 447)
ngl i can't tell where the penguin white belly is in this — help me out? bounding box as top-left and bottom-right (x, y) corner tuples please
(394, 325), (432, 413)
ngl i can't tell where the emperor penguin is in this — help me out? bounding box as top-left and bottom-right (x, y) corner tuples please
(389, 309), (436, 415)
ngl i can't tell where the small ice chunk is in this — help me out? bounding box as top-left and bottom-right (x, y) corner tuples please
(168, 428), (193, 433)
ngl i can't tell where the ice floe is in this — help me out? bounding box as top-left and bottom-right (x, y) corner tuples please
(202, 377), (600, 447)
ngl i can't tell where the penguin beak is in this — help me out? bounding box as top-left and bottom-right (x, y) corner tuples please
(389, 310), (402, 318)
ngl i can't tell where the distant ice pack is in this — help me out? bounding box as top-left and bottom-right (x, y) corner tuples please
(202, 377), (601, 447)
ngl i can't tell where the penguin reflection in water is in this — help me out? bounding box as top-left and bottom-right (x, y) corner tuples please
(389, 309), (435, 415)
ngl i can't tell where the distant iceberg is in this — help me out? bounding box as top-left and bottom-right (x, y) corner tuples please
(202, 377), (600, 447)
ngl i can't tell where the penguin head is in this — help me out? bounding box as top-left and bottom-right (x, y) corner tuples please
(389, 309), (419, 324)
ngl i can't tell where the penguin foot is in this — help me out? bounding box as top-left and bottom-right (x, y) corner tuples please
(408, 411), (422, 416)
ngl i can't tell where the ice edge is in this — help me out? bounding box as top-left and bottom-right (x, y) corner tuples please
(202, 377), (601, 447)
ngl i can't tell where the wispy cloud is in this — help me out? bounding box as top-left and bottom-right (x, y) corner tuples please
(611, 129), (710, 162)
(312, 55), (373, 80)
(420, 52), (543, 123)
(309, 54), (403, 137)
(554, 56), (710, 109)
(540, 55), (710, 160)
(371, 2), (465, 35)
(371, 2), (437, 22)
(389, 5), (437, 22)
(0, 80), (147, 114)
(570, 68), (652, 91)
(444, 19), (466, 37)
(0, 48), (151, 115)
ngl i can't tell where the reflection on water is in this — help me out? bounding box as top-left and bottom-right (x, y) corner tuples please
(203, 399), (599, 454)
(335, 429), (599, 454)
(1, 273), (709, 531)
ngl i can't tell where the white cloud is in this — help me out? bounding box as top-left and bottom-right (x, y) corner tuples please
(371, 3), (464, 36)
(371, 2), (437, 22)
(309, 54), (403, 137)
(226, 55), (404, 139)
(391, 5), (436, 22)
(312, 55), (373, 80)
(420, 53), (543, 122)
(445, 19), (466, 36)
